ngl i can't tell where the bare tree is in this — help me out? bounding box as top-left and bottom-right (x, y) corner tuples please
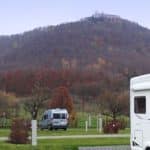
(23, 82), (50, 120)
(98, 90), (129, 120)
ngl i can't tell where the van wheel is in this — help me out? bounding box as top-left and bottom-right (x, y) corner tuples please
(146, 148), (150, 150)
(64, 128), (67, 131)
(48, 125), (53, 131)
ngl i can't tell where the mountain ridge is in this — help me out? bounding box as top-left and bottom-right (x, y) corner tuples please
(0, 13), (150, 74)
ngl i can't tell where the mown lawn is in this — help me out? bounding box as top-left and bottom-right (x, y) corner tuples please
(0, 128), (130, 137)
(0, 137), (130, 150)
(0, 129), (10, 137)
(38, 128), (105, 136)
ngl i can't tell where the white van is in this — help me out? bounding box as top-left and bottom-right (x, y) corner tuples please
(39, 108), (69, 130)
(130, 74), (150, 150)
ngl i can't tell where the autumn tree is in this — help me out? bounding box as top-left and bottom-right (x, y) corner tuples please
(0, 91), (18, 128)
(49, 86), (74, 114)
(0, 91), (18, 117)
(49, 86), (76, 126)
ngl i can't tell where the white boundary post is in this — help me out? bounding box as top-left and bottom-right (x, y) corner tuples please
(85, 121), (88, 132)
(31, 120), (37, 146)
(99, 114), (102, 133)
(99, 117), (102, 133)
(88, 114), (91, 128)
(97, 115), (99, 131)
(96, 116), (99, 131)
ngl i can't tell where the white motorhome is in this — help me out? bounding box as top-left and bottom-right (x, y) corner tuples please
(39, 108), (69, 130)
(130, 74), (150, 150)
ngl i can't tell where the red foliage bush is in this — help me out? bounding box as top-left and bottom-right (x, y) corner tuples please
(9, 118), (29, 144)
(103, 120), (121, 134)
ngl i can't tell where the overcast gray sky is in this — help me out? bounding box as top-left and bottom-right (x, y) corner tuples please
(0, 0), (150, 35)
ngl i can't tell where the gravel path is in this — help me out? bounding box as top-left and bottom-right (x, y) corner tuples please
(79, 145), (130, 150)
(37, 134), (129, 139)
(0, 134), (129, 141)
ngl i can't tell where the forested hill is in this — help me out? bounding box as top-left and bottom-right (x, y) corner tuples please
(0, 13), (150, 74)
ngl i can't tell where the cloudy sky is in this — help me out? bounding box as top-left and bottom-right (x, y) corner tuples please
(0, 0), (150, 35)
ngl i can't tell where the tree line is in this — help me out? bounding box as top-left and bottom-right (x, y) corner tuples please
(0, 69), (130, 121)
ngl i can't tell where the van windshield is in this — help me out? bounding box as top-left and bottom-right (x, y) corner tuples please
(53, 113), (66, 119)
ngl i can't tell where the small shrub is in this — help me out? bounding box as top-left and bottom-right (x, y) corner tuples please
(103, 120), (121, 134)
(9, 118), (29, 144)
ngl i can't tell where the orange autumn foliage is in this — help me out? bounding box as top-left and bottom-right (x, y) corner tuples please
(49, 86), (74, 114)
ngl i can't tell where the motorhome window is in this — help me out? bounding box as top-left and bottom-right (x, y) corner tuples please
(134, 96), (146, 114)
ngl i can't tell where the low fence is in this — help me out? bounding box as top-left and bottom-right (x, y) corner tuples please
(0, 118), (11, 128)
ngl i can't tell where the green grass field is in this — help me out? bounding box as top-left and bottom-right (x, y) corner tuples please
(0, 113), (130, 149)
(0, 127), (130, 150)
(0, 128), (130, 137)
(0, 137), (130, 150)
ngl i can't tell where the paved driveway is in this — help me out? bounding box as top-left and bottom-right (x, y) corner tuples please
(79, 145), (130, 150)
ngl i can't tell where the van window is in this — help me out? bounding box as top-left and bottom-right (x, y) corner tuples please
(62, 114), (66, 119)
(134, 96), (146, 114)
(43, 114), (48, 120)
(53, 113), (66, 119)
(53, 113), (60, 119)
